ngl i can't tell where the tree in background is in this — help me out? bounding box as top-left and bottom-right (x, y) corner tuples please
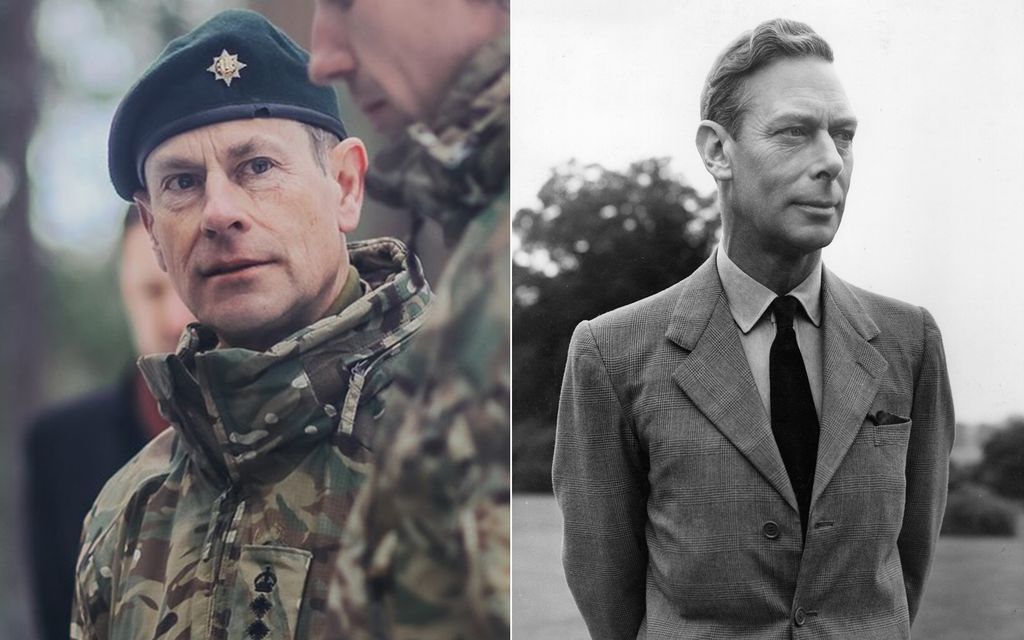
(513, 158), (719, 492)
(977, 417), (1024, 500)
(0, 0), (42, 444)
(941, 417), (1023, 537)
(0, 0), (44, 635)
(1, 1), (226, 635)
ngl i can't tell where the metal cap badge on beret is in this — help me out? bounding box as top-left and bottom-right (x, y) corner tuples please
(108, 9), (347, 201)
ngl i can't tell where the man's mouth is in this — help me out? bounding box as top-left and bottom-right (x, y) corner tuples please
(201, 259), (270, 278)
(793, 200), (840, 213)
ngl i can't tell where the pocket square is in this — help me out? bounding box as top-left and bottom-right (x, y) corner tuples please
(867, 409), (909, 426)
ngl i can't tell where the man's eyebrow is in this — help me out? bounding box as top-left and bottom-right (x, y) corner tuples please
(225, 136), (288, 161)
(829, 115), (859, 129)
(767, 111), (859, 129)
(148, 156), (205, 178)
(147, 136), (290, 179)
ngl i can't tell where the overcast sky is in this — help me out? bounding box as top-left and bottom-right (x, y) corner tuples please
(512, 0), (1024, 425)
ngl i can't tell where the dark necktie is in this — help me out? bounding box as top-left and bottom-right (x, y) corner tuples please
(769, 295), (820, 540)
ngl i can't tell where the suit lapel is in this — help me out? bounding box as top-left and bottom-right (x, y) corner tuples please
(668, 254), (798, 512)
(813, 269), (889, 504)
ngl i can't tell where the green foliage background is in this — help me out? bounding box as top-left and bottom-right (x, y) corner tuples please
(977, 418), (1024, 500)
(512, 157), (720, 492)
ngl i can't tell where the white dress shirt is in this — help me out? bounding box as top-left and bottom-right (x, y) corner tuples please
(715, 246), (823, 419)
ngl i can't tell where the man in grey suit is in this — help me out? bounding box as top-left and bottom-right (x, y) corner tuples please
(553, 18), (954, 639)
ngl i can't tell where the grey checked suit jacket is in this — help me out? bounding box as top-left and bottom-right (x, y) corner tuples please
(553, 253), (954, 640)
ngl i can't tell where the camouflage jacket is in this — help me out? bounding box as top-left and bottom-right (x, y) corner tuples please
(327, 34), (511, 639)
(72, 238), (432, 640)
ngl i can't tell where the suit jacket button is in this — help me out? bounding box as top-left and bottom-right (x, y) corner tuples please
(793, 607), (807, 626)
(762, 521), (780, 539)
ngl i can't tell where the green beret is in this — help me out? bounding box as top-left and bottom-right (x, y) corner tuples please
(108, 9), (347, 200)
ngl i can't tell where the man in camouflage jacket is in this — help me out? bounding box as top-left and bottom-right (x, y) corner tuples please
(73, 239), (430, 639)
(73, 11), (432, 639)
(310, 1), (510, 637)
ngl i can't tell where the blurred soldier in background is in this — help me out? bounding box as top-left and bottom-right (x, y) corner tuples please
(72, 10), (432, 639)
(24, 205), (193, 640)
(309, 0), (510, 637)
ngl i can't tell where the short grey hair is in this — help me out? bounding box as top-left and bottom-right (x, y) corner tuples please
(302, 123), (342, 173)
(700, 18), (833, 137)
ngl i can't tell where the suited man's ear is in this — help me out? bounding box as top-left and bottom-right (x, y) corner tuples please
(696, 120), (733, 182)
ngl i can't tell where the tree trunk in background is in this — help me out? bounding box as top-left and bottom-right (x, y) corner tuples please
(0, 0), (43, 636)
(248, 0), (449, 284)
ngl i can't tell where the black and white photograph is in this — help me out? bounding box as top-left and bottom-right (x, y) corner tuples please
(513, 1), (1024, 638)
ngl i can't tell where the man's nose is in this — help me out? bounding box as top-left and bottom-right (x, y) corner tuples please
(308, 9), (356, 86)
(811, 132), (845, 181)
(200, 173), (252, 237)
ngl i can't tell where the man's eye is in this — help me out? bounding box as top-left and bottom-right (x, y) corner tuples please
(166, 174), (197, 191)
(833, 130), (855, 143)
(246, 158), (273, 175)
(782, 127), (806, 137)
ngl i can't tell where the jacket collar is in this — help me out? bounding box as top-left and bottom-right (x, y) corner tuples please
(667, 251), (888, 512)
(821, 267), (879, 341)
(665, 251), (881, 353)
(665, 252), (723, 352)
(813, 266), (887, 504)
(138, 237), (432, 486)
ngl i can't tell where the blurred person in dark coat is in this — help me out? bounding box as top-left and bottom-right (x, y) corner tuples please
(23, 205), (193, 640)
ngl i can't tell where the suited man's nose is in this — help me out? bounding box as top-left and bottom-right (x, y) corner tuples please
(811, 135), (844, 181)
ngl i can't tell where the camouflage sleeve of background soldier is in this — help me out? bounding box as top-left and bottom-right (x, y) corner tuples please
(71, 482), (127, 640)
(327, 198), (511, 639)
(71, 522), (113, 640)
(71, 430), (176, 639)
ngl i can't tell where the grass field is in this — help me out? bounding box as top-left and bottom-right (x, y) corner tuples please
(512, 495), (1024, 640)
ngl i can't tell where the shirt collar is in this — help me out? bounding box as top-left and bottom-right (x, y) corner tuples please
(716, 246), (823, 334)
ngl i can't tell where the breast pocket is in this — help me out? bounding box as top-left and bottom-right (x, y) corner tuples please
(228, 544), (312, 640)
(871, 417), (912, 447)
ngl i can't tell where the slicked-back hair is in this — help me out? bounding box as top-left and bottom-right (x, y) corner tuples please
(700, 18), (833, 138)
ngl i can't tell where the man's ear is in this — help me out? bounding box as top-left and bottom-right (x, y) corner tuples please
(695, 120), (733, 182)
(328, 137), (368, 233)
(133, 192), (168, 272)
